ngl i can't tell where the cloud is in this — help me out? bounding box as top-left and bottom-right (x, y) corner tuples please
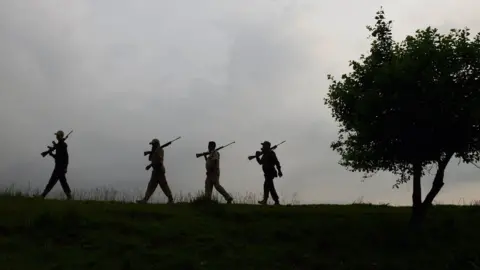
(1, 0), (480, 205)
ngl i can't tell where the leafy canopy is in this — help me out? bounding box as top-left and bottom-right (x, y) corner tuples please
(324, 8), (480, 186)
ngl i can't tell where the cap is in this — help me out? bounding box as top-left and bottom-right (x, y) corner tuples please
(149, 138), (160, 145)
(261, 141), (271, 148)
(54, 130), (64, 138)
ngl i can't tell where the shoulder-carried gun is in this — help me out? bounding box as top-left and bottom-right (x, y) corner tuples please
(247, 140), (285, 160)
(144, 136), (181, 158)
(144, 136), (181, 171)
(196, 141), (235, 158)
(41, 130), (73, 157)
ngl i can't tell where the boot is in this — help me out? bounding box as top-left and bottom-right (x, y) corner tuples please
(136, 199), (147, 204)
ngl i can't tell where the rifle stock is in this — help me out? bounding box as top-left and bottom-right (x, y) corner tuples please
(41, 144), (56, 157)
(195, 141), (235, 158)
(247, 140), (285, 161)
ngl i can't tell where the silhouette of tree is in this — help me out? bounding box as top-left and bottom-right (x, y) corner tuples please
(324, 8), (480, 224)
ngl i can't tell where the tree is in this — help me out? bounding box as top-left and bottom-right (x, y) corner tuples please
(324, 7), (480, 224)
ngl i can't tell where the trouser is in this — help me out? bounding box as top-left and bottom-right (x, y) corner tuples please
(42, 167), (72, 198)
(143, 169), (173, 202)
(205, 173), (232, 201)
(262, 175), (279, 203)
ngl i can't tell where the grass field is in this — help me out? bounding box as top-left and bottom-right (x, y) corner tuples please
(1, 191), (480, 270)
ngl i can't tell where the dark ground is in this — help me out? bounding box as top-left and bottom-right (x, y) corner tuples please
(0, 195), (479, 269)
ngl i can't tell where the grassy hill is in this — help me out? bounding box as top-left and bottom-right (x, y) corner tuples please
(1, 195), (480, 270)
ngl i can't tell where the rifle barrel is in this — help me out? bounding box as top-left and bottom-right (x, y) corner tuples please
(160, 136), (182, 148)
(219, 141), (235, 149)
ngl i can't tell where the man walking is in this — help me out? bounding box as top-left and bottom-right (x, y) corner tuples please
(41, 130), (72, 199)
(255, 141), (283, 205)
(204, 141), (233, 204)
(137, 138), (174, 204)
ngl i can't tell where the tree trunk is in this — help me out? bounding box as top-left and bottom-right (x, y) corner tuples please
(410, 162), (423, 225)
(411, 162), (422, 207)
(423, 152), (453, 206)
(411, 152), (454, 225)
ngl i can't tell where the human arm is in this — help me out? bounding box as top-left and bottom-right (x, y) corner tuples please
(46, 141), (58, 158)
(255, 151), (263, 165)
(273, 152), (282, 177)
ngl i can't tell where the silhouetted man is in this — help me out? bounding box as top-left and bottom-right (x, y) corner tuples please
(41, 130), (72, 199)
(137, 138), (174, 204)
(204, 141), (233, 204)
(255, 141), (283, 205)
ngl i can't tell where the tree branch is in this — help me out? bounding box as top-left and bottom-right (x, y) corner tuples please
(471, 162), (480, 169)
(459, 157), (480, 169)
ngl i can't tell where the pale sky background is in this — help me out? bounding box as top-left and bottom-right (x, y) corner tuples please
(1, 0), (480, 205)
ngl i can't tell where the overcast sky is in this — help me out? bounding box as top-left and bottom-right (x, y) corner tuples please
(1, 0), (480, 205)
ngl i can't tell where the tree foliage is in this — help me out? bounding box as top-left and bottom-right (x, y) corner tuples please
(324, 8), (480, 220)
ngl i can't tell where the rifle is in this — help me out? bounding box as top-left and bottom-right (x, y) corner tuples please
(41, 130), (73, 157)
(144, 136), (181, 159)
(144, 136), (182, 171)
(247, 140), (285, 160)
(196, 141), (235, 158)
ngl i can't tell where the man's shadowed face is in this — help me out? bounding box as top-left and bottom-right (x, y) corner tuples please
(261, 141), (271, 152)
(208, 141), (216, 152)
(55, 130), (64, 142)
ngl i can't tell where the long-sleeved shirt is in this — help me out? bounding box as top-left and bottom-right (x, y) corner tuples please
(151, 147), (165, 173)
(50, 140), (69, 169)
(206, 151), (220, 175)
(256, 150), (281, 177)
